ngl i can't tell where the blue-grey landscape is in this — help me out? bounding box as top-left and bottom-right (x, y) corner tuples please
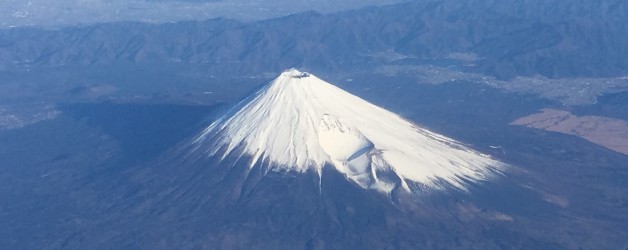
(1, 0), (627, 249)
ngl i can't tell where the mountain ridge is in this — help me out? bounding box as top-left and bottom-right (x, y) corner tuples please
(1, 0), (627, 79)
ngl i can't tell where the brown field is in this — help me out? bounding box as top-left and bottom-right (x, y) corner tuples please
(512, 109), (628, 156)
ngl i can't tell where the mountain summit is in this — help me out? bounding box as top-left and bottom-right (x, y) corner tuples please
(193, 69), (502, 193)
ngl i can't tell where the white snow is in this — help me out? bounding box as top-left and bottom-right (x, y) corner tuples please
(194, 69), (503, 193)
(318, 114), (373, 163)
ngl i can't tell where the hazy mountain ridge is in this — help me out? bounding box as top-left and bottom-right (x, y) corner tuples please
(1, 0), (403, 28)
(1, 0), (627, 78)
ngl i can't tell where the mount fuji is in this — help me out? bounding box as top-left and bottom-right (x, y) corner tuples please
(5, 69), (626, 249)
(192, 69), (503, 194)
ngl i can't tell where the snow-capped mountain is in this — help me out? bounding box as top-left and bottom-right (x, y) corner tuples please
(192, 69), (503, 193)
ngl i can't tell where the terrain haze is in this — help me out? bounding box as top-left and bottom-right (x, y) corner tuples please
(1, 0), (402, 28)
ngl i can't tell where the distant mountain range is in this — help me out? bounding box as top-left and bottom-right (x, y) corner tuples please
(1, 0), (401, 28)
(1, 0), (627, 79)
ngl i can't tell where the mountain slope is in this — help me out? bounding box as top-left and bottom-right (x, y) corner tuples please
(192, 69), (502, 193)
(1, 75), (628, 249)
